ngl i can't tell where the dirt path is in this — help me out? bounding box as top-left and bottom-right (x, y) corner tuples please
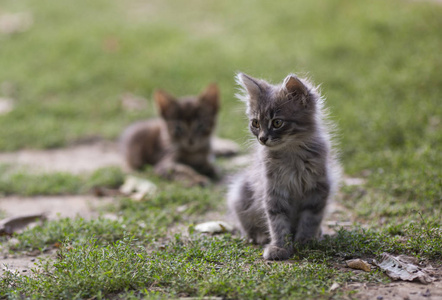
(0, 195), (116, 220)
(0, 141), (125, 174)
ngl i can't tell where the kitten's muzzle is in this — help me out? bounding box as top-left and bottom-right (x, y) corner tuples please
(259, 136), (268, 145)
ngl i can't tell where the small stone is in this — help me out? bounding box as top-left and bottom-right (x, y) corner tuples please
(329, 282), (340, 292)
(194, 221), (234, 234)
(0, 97), (14, 115)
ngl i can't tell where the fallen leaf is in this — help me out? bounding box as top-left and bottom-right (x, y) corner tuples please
(53, 242), (62, 249)
(0, 213), (47, 236)
(376, 253), (434, 284)
(119, 176), (157, 201)
(194, 221), (233, 234)
(346, 258), (371, 272)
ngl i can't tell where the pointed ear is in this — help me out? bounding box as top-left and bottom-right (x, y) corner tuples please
(236, 73), (264, 100)
(199, 83), (219, 113)
(283, 75), (308, 97)
(154, 89), (178, 119)
(283, 75), (310, 107)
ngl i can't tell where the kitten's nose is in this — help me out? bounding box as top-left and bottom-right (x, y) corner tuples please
(259, 136), (268, 144)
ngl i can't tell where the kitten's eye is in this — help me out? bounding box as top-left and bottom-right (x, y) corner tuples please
(251, 119), (260, 128)
(272, 119), (283, 128)
(175, 123), (183, 134)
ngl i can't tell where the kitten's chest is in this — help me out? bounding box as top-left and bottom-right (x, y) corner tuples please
(265, 155), (321, 195)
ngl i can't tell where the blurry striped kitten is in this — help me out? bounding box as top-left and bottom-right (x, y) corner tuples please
(227, 73), (341, 260)
(121, 84), (225, 186)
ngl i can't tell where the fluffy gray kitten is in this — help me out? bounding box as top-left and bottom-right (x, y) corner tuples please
(227, 73), (341, 260)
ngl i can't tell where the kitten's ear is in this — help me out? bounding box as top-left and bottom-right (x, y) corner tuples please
(284, 75), (308, 97)
(283, 75), (309, 106)
(236, 73), (264, 100)
(199, 83), (219, 113)
(154, 89), (178, 119)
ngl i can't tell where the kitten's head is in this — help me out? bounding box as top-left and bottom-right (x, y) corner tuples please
(154, 83), (219, 151)
(236, 73), (319, 149)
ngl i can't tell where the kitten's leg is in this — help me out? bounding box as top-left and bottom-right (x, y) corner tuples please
(155, 159), (210, 187)
(296, 182), (330, 242)
(263, 188), (294, 261)
(227, 177), (269, 244)
(195, 160), (220, 179)
(295, 210), (324, 242)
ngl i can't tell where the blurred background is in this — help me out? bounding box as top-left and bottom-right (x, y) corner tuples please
(0, 1), (441, 297)
(0, 0), (440, 205)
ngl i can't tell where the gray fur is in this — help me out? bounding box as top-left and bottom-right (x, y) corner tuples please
(228, 73), (341, 260)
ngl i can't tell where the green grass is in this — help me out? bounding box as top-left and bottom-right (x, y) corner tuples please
(1, 235), (345, 299)
(2, 216), (439, 299)
(0, 0), (441, 298)
(0, 165), (124, 196)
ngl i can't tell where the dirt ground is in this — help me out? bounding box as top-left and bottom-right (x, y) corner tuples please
(345, 280), (442, 300)
(0, 141), (125, 174)
(0, 141), (440, 299)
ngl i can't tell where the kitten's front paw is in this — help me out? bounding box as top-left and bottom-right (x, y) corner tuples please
(263, 245), (293, 261)
(197, 163), (220, 180)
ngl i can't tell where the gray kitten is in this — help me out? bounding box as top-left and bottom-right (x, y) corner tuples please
(227, 73), (341, 260)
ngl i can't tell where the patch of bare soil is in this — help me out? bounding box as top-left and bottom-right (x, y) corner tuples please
(0, 251), (54, 277)
(345, 279), (442, 300)
(0, 195), (115, 220)
(0, 141), (125, 174)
